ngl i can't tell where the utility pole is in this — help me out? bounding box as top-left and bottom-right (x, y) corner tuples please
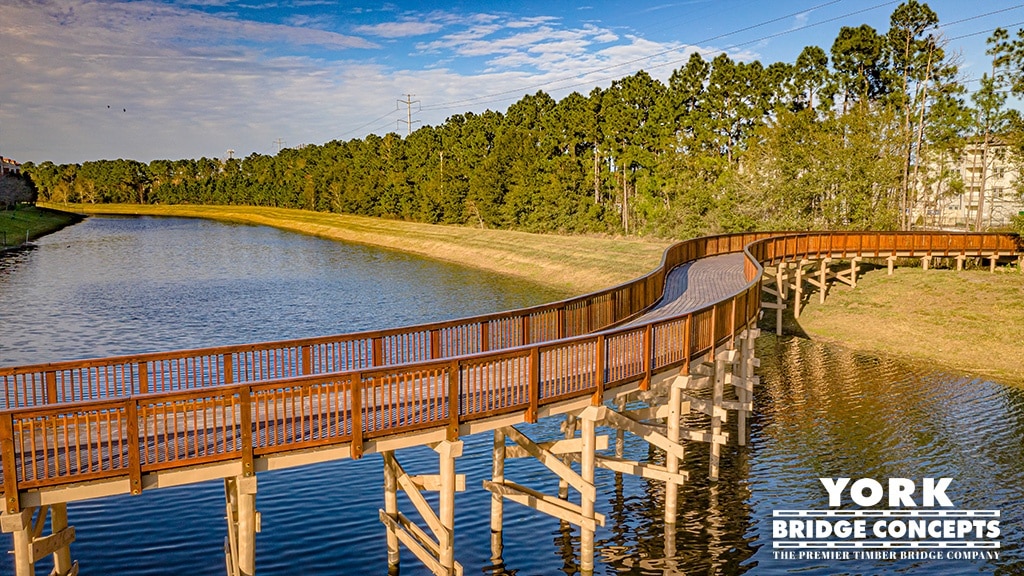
(274, 138), (285, 153)
(397, 94), (421, 136)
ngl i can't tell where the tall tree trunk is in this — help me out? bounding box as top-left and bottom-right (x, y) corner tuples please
(621, 170), (629, 234)
(909, 44), (935, 229)
(899, 35), (914, 230)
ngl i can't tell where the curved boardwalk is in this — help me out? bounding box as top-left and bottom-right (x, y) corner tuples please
(0, 230), (1020, 576)
(628, 252), (748, 324)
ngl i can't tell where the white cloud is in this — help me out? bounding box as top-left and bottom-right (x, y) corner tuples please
(0, 1), (751, 164)
(791, 11), (811, 32)
(353, 20), (444, 38)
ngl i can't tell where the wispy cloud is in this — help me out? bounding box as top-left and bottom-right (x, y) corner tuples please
(354, 20), (444, 38)
(0, 1), (747, 164)
(791, 10), (811, 32)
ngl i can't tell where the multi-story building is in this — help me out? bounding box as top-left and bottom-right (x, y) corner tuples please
(915, 138), (1023, 230)
(0, 157), (20, 177)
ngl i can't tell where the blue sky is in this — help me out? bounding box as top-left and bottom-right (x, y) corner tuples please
(1, 0), (1022, 164)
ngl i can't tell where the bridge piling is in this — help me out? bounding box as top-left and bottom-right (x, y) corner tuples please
(579, 407), (599, 574)
(664, 373), (685, 525)
(489, 430), (506, 566)
(224, 476), (258, 576)
(379, 441), (465, 576)
(2, 504), (78, 576)
(558, 414), (579, 500)
(735, 328), (760, 447)
(383, 451), (401, 569)
(794, 262), (804, 319)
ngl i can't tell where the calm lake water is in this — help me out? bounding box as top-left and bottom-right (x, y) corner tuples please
(0, 216), (1020, 575)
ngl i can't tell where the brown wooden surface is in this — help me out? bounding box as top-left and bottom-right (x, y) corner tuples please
(0, 231), (1020, 509)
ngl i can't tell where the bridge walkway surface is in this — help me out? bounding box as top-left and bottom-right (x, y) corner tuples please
(0, 231), (1019, 576)
(628, 252), (748, 325)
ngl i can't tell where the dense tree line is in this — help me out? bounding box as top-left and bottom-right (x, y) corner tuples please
(23, 2), (1024, 237)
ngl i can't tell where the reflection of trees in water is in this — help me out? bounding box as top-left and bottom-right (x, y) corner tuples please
(494, 335), (1024, 575)
(756, 335), (1013, 484)
(548, 388), (761, 574)
(755, 334), (1024, 573)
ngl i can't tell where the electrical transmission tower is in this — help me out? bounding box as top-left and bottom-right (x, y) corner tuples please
(397, 94), (421, 136)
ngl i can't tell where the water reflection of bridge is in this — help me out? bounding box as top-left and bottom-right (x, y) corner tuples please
(0, 231), (1019, 576)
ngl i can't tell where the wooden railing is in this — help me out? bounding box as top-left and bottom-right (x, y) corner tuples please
(0, 233), (767, 410)
(0, 231), (1019, 510)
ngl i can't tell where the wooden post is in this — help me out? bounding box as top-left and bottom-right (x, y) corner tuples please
(447, 361), (460, 441)
(664, 374), (685, 525)
(641, 324), (653, 391)
(2, 508), (34, 576)
(383, 451), (400, 569)
(435, 440), (462, 574)
(225, 475), (258, 576)
(490, 430), (505, 564)
(736, 329), (758, 447)
(775, 263), (785, 336)
(44, 371), (57, 404)
(709, 351), (730, 481)
(990, 257), (997, 273)
(819, 258), (829, 304)
(1, 413), (19, 515)
(849, 257), (860, 288)
(614, 397), (626, 458)
(579, 411), (597, 574)
(50, 503), (73, 575)
(664, 522), (677, 561)
(527, 348), (540, 423)
(350, 373), (364, 459)
(794, 261), (805, 319)
(558, 414), (577, 500)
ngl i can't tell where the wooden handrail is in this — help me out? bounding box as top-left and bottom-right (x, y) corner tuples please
(0, 230), (1019, 507)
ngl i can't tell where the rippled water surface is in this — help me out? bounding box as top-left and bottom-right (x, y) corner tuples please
(1, 216), (1021, 575)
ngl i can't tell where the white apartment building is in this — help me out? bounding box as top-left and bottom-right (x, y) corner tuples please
(915, 138), (1023, 230)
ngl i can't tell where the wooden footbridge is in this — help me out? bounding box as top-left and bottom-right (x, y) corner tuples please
(0, 231), (1020, 576)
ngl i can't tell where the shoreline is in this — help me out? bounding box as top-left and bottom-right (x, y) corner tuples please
(0, 205), (83, 251)
(37, 203), (1024, 384)
(41, 202), (671, 298)
(773, 263), (1024, 385)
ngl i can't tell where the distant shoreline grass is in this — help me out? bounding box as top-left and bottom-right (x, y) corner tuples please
(40, 203), (672, 297)
(0, 205), (82, 249)
(777, 263), (1024, 384)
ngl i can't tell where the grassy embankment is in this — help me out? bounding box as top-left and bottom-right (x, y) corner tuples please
(40, 203), (672, 296)
(40, 203), (1024, 383)
(0, 205), (82, 249)
(781, 263), (1024, 384)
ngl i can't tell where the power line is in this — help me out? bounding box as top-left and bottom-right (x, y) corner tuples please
(338, 109), (403, 139)
(422, 0), (901, 114)
(341, 3), (1023, 137)
(940, 3), (1024, 36)
(417, 0), (847, 112)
